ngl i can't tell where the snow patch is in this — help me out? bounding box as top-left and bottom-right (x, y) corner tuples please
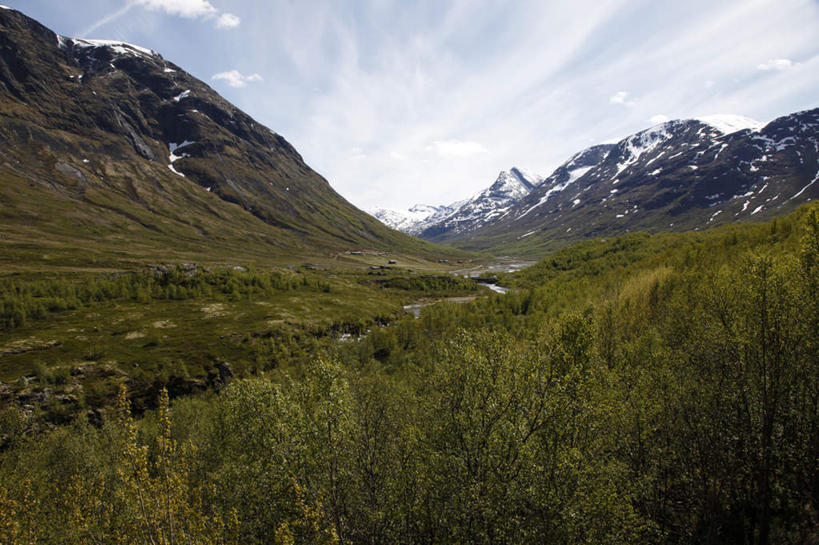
(614, 124), (672, 177)
(173, 90), (191, 102)
(695, 115), (764, 135)
(790, 170), (819, 200)
(65, 37), (157, 58)
(517, 166), (592, 219)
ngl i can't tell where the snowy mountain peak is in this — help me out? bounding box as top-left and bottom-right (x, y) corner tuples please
(487, 169), (537, 199)
(58, 36), (159, 59)
(695, 114), (764, 135)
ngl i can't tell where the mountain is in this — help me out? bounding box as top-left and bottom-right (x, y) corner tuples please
(0, 6), (448, 268)
(369, 203), (461, 236)
(442, 110), (819, 254)
(412, 167), (543, 241)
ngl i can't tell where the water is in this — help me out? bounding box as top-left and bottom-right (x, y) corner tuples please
(484, 284), (509, 294)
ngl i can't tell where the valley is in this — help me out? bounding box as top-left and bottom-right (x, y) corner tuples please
(1, 4), (818, 545)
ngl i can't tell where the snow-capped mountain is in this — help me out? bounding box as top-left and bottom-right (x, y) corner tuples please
(370, 204), (460, 235)
(370, 167), (542, 237)
(447, 109), (819, 252)
(418, 167), (544, 241)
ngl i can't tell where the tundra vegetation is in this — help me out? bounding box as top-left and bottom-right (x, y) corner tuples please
(1, 204), (818, 544)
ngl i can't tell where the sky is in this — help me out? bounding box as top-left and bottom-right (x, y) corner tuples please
(4, 0), (819, 211)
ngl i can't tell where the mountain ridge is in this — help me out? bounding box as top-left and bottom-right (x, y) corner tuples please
(0, 6), (457, 268)
(371, 109), (818, 256)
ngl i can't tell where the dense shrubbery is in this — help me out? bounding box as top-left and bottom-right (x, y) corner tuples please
(0, 266), (330, 330)
(373, 273), (477, 295)
(1, 206), (818, 544)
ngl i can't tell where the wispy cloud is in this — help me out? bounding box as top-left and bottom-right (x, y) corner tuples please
(212, 70), (263, 88)
(609, 91), (636, 107)
(429, 140), (488, 158)
(757, 58), (794, 71)
(649, 114), (670, 124)
(135, 0), (216, 18)
(66, 0), (818, 210)
(81, 0), (240, 35)
(215, 13), (240, 29)
(79, 2), (136, 37)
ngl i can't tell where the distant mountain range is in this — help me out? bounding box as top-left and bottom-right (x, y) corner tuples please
(372, 110), (818, 254)
(0, 6), (446, 267)
(371, 167), (543, 239)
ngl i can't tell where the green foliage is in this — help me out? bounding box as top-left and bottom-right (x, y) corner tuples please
(2, 204), (818, 544)
(0, 266), (332, 331)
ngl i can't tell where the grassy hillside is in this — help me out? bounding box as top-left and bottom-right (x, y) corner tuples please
(0, 6), (475, 271)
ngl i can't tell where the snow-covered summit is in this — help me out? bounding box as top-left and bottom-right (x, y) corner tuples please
(370, 203), (460, 235)
(486, 168), (539, 200)
(695, 115), (764, 135)
(58, 36), (158, 59)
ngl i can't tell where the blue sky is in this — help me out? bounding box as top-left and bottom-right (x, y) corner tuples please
(4, 0), (819, 210)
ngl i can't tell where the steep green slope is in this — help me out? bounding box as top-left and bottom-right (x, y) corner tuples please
(0, 7), (466, 270)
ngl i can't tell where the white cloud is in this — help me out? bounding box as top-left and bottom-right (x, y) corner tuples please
(134, 0), (217, 18)
(609, 91), (629, 104)
(215, 13), (240, 29)
(649, 114), (670, 124)
(229, 1), (819, 210)
(609, 90), (636, 107)
(212, 70), (263, 88)
(132, 0), (239, 29)
(429, 140), (488, 158)
(757, 58), (794, 71)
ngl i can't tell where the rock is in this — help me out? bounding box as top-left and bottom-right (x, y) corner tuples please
(215, 360), (233, 389)
(87, 408), (103, 427)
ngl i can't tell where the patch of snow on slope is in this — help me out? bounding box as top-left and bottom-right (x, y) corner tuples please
(518, 166), (593, 220)
(173, 90), (191, 102)
(790, 170), (819, 200)
(695, 115), (764, 135)
(614, 124), (672, 177)
(168, 140), (195, 163)
(67, 38), (156, 58)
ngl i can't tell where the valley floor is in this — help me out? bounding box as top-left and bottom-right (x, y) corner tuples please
(2, 204), (818, 545)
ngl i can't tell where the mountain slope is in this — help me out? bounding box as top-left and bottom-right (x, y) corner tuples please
(416, 167), (543, 241)
(369, 203), (462, 236)
(0, 6), (452, 269)
(447, 110), (819, 255)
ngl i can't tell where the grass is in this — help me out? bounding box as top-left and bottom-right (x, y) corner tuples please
(0, 264), (483, 421)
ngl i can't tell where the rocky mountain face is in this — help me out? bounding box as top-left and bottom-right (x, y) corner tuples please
(373, 167), (543, 240)
(369, 203), (461, 236)
(437, 111), (819, 253)
(0, 6), (437, 266)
